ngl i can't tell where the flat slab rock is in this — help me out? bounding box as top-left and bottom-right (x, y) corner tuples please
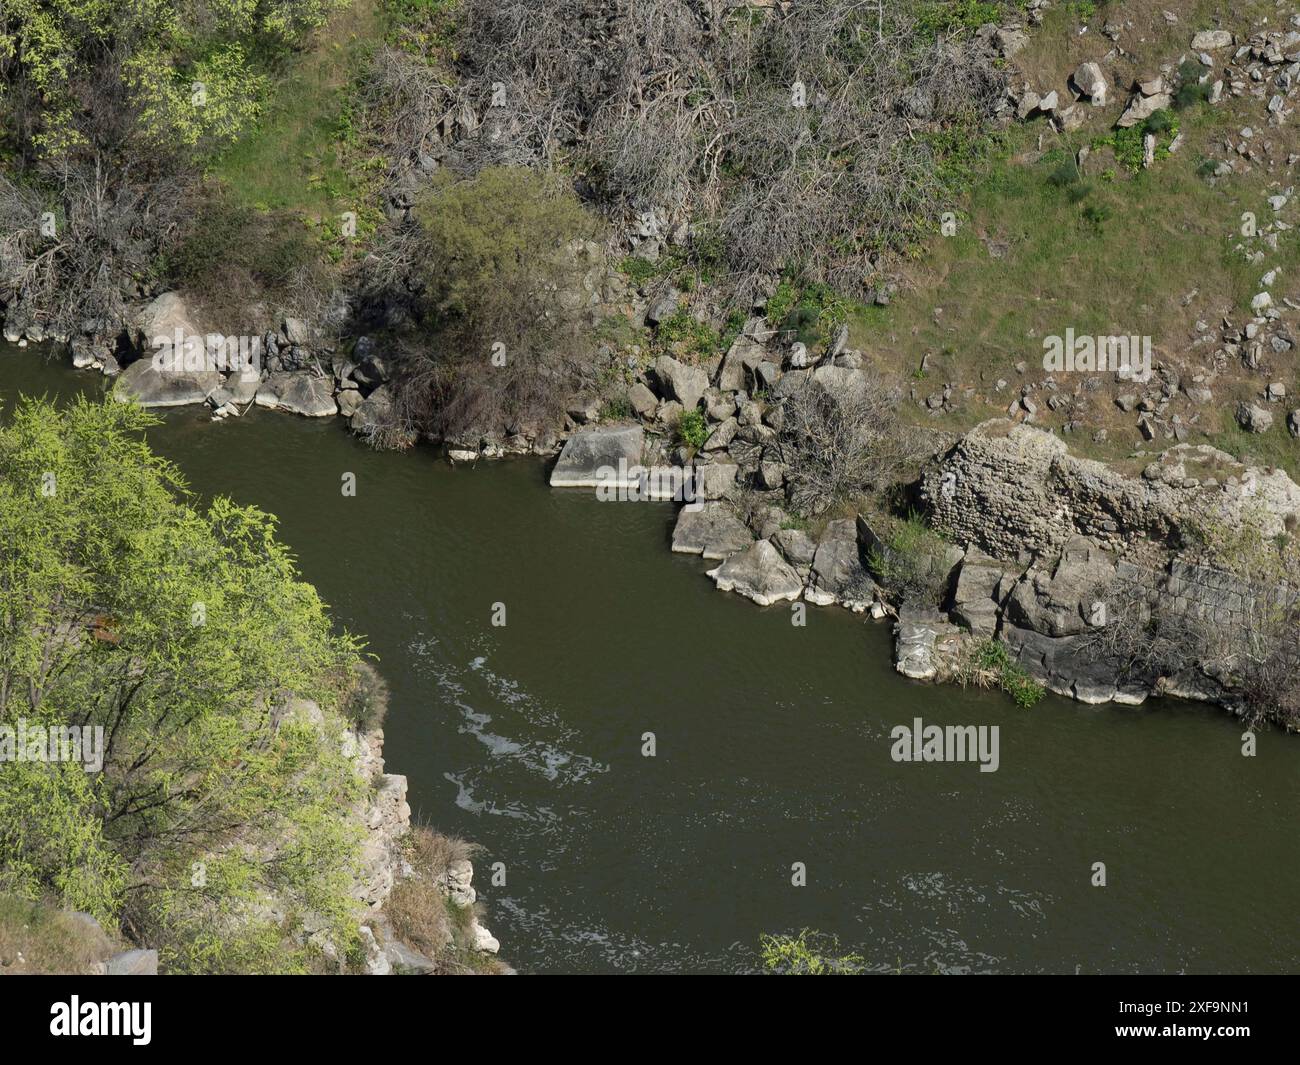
(672, 502), (755, 560)
(255, 371), (338, 417)
(550, 425), (645, 488)
(707, 539), (804, 606)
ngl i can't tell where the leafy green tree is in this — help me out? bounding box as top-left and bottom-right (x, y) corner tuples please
(0, 396), (368, 972)
(373, 165), (602, 440)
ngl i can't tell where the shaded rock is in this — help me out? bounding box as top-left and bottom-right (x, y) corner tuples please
(950, 546), (1015, 638)
(654, 355), (708, 410)
(805, 518), (876, 610)
(695, 461), (738, 500)
(384, 940), (439, 974)
(106, 949), (158, 976)
(1070, 61), (1109, 105)
(772, 526), (818, 569)
(1236, 401), (1273, 433)
(627, 382), (658, 418)
(113, 357), (221, 408)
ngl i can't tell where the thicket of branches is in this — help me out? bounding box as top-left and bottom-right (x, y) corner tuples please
(1085, 523), (1300, 729)
(359, 166), (603, 442)
(775, 372), (924, 515)
(367, 0), (1010, 296)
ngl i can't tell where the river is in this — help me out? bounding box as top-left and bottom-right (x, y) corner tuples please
(4, 345), (1298, 973)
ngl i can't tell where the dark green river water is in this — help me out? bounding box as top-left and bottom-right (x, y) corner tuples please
(5, 346), (1299, 974)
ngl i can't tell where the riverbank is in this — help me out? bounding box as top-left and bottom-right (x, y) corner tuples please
(11, 324), (1300, 730)
(6, 344), (1299, 974)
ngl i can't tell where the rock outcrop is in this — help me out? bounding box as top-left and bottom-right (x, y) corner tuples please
(922, 419), (1300, 562)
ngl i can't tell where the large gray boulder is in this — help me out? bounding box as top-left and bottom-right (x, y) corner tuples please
(113, 357), (221, 407)
(1190, 29), (1232, 50)
(255, 372), (338, 417)
(923, 420), (1300, 558)
(672, 502), (755, 560)
(950, 546), (1016, 638)
(654, 355), (708, 411)
(349, 384), (415, 446)
(1004, 536), (1116, 638)
(707, 539), (804, 606)
(805, 518), (876, 611)
(1117, 78), (1173, 127)
(550, 425), (646, 488)
(131, 292), (199, 352)
(1070, 61), (1109, 105)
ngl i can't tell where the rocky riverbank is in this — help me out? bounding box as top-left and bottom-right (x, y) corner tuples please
(2, 700), (506, 976)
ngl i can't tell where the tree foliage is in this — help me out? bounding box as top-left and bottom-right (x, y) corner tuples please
(0, 396), (368, 971)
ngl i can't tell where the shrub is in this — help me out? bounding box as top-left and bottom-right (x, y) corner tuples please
(776, 376), (923, 516)
(341, 659), (391, 732)
(958, 640), (1046, 709)
(760, 929), (866, 975)
(371, 166), (602, 440)
(0, 397), (368, 970)
(867, 511), (953, 606)
(165, 197), (332, 323)
(676, 408), (710, 451)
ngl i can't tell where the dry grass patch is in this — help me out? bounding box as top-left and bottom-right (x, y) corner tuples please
(0, 896), (118, 975)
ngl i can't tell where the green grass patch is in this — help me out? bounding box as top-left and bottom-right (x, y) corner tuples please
(209, 0), (386, 218)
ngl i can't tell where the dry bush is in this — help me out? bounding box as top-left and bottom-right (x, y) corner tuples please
(377, 0), (1011, 298)
(1085, 523), (1300, 728)
(384, 827), (493, 974)
(775, 373), (925, 516)
(0, 158), (191, 339)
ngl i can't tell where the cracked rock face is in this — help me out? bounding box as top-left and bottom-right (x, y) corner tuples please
(922, 419), (1300, 562)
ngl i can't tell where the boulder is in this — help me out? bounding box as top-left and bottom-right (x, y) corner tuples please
(654, 355), (708, 410)
(772, 526), (818, 569)
(894, 607), (963, 681)
(132, 292), (199, 352)
(671, 502), (755, 560)
(472, 922), (501, 954)
(718, 334), (767, 392)
(1004, 536), (1116, 638)
(707, 539), (804, 606)
(1070, 61), (1109, 105)
(550, 425), (646, 488)
(695, 461), (738, 500)
(1117, 83), (1172, 128)
(1237, 402), (1273, 433)
(923, 419), (1300, 558)
(255, 372), (338, 417)
(385, 940), (440, 974)
(1190, 29), (1232, 50)
(627, 382), (658, 418)
(350, 384), (414, 445)
(805, 519), (876, 611)
(113, 357), (221, 408)
(950, 546), (1015, 638)
(106, 949), (158, 976)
